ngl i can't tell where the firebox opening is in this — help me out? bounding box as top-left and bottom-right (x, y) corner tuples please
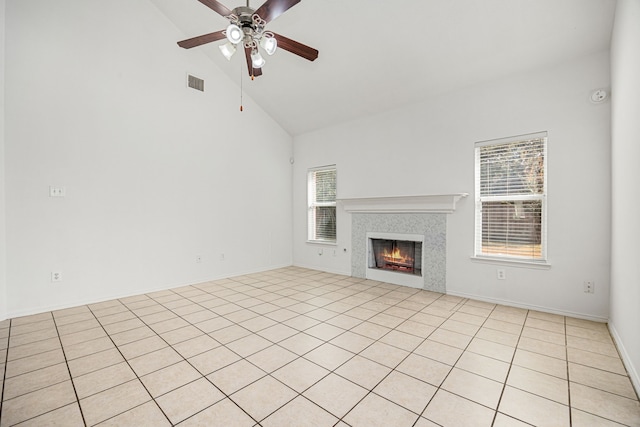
(369, 238), (422, 277)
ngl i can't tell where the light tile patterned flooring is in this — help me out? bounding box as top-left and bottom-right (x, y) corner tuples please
(0, 267), (639, 426)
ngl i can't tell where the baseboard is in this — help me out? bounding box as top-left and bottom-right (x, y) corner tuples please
(608, 323), (640, 397)
(292, 262), (351, 277)
(445, 289), (609, 323)
(4, 263), (293, 320)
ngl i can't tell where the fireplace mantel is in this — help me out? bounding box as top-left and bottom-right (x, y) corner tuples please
(338, 193), (468, 214)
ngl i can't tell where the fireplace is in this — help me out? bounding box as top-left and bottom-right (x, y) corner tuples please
(370, 239), (422, 276)
(366, 232), (425, 288)
(344, 195), (467, 292)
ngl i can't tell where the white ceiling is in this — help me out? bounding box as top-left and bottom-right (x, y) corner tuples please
(148, 0), (616, 136)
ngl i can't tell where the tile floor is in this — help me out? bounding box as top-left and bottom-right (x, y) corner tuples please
(0, 267), (639, 426)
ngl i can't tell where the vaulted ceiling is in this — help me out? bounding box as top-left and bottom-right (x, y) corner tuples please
(148, 0), (616, 136)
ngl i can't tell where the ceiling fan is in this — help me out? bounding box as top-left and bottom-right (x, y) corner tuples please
(177, 0), (319, 78)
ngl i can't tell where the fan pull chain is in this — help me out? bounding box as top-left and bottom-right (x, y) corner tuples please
(240, 59), (244, 112)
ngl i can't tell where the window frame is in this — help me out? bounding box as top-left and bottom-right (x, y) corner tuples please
(473, 132), (548, 264)
(307, 165), (337, 244)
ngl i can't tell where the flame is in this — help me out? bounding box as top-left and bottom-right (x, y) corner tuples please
(382, 247), (413, 264)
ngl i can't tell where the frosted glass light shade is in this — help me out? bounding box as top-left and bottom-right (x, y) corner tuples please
(261, 36), (277, 55)
(251, 50), (265, 68)
(219, 42), (236, 60)
(226, 24), (243, 44)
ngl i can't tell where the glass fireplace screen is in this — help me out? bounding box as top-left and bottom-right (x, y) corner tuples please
(369, 239), (422, 276)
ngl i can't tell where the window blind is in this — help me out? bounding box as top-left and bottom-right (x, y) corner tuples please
(475, 133), (547, 261)
(308, 166), (337, 242)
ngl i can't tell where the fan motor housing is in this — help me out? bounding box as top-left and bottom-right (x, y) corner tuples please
(232, 6), (256, 22)
(231, 6), (258, 38)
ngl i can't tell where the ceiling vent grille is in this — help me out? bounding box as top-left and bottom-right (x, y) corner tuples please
(187, 74), (204, 92)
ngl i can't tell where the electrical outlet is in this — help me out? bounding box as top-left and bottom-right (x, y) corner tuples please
(195, 256), (202, 263)
(497, 269), (506, 280)
(49, 186), (66, 197)
(584, 280), (595, 293)
(220, 253), (225, 261)
(51, 271), (62, 282)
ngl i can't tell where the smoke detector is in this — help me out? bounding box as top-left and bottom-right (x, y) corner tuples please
(590, 89), (608, 103)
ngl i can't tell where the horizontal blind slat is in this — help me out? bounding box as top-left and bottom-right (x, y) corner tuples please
(475, 134), (546, 261)
(308, 166), (337, 242)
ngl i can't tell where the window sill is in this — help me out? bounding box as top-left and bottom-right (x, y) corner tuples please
(470, 256), (551, 269)
(307, 240), (338, 246)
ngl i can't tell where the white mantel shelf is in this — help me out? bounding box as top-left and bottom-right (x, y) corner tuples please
(338, 193), (469, 214)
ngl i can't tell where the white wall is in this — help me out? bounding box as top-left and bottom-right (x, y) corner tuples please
(3, 0), (293, 319)
(293, 50), (611, 320)
(609, 0), (640, 394)
(0, 0), (7, 321)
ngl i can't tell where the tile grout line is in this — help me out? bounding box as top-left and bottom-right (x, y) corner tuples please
(25, 312), (87, 426)
(507, 315), (628, 424)
(134, 275), (348, 424)
(1, 314), (94, 426)
(51, 313), (88, 426)
(162, 276), (632, 421)
(491, 310), (530, 425)
(153, 289), (268, 426)
(251, 278), (400, 425)
(98, 293), (261, 426)
(2, 300), (238, 426)
(0, 320), (11, 426)
(336, 293), (471, 425)
(562, 321), (637, 427)
(210, 274), (346, 425)
(3, 269), (638, 426)
(85, 302), (176, 426)
(215, 275), (372, 424)
(418, 298), (505, 426)
(407, 305), (462, 427)
(320, 286), (496, 423)
(565, 315), (573, 427)
(489, 308), (529, 427)
(143, 274), (639, 425)
(323, 292), (445, 424)
(170, 274), (632, 427)
(181, 275), (421, 424)
(491, 311), (597, 425)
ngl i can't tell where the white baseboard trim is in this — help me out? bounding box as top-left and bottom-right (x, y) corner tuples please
(608, 323), (640, 397)
(4, 263), (293, 321)
(445, 289), (609, 323)
(292, 262), (351, 277)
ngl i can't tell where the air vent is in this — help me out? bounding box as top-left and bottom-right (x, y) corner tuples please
(187, 74), (204, 92)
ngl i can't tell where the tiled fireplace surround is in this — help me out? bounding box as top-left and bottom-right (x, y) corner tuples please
(351, 213), (446, 293)
(344, 193), (467, 293)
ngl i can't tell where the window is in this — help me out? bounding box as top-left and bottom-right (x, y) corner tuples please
(308, 166), (337, 243)
(474, 132), (547, 262)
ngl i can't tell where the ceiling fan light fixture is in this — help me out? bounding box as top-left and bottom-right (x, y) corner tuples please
(176, 0), (320, 79)
(251, 49), (266, 68)
(261, 35), (277, 55)
(226, 24), (243, 44)
(219, 42), (237, 60)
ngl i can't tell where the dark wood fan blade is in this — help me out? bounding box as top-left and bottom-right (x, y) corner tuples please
(273, 33), (318, 61)
(197, 0), (233, 17)
(177, 30), (226, 49)
(253, 0), (301, 23)
(244, 46), (263, 78)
